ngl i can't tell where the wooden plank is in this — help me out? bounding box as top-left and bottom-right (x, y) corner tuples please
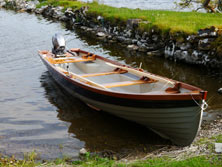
(52, 57), (95, 64)
(105, 62), (175, 86)
(103, 80), (153, 88)
(56, 66), (107, 89)
(70, 73), (108, 89)
(80, 70), (127, 78)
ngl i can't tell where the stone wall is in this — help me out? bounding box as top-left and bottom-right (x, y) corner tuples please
(1, 0), (222, 69)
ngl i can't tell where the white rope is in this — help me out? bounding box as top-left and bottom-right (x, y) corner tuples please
(191, 94), (208, 111)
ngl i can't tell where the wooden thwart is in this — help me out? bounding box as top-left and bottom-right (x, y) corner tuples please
(52, 57), (95, 64)
(103, 79), (155, 88)
(56, 67), (155, 89)
(80, 69), (127, 78)
(56, 67), (107, 89)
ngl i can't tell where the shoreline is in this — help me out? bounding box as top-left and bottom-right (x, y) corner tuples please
(1, 0), (222, 69)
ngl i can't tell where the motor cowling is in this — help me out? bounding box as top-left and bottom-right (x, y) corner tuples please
(52, 33), (66, 56)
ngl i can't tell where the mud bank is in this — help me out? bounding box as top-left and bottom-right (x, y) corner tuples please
(1, 0), (222, 69)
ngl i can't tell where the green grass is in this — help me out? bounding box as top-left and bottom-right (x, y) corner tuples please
(1, 154), (222, 167)
(129, 155), (222, 167)
(35, 0), (222, 34)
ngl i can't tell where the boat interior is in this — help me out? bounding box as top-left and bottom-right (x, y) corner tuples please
(42, 50), (194, 94)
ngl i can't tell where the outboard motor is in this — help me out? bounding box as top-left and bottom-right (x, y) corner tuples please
(52, 33), (66, 56)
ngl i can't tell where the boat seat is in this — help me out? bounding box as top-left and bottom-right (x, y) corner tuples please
(79, 68), (127, 78)
(103, 77), (157, 88)
(47, 55), (96, 64)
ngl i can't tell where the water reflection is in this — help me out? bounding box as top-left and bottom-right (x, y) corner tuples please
(40, 71), (170, 155)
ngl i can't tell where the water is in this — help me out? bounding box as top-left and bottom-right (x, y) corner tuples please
(0, 9), (221, 159)
(79, 0), (194, 11)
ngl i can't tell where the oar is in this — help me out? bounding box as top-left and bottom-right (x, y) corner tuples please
(106, 62), (175, 86)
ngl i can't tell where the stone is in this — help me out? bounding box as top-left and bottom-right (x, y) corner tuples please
(135, 34), (141, 40)
(64, 8), (75, 18)
(126, 19), (141, 29)
(152, 35), (159, 42)
(123, 38), (132, 44)
(127, 44), (139, 51)
(198, 26), (218, 38)
(140, 39), (147, 43)
(116, 36), (126, 43)
(96, 32), (106, 38)
(107, 35), (113, 40)
(198, 38), (213, 51)
(125, 30), (132, 38)
(218, 88), (222, 94)
(187, 35), (196, 43)
(191, 50), (200, 61)
(215, 143), (222, 153)
(147, 50), (163, 56)
(26, 0), (39, 12)
(138, 44), (148, 52)
(178, 43), (191, 51)
(0, 0), (6, 7)
(131, 39), (138, 44)
(79, 148), (87, 155)
(142, 32), (148, 39)
(137, 41), (143, 48)
(146, 44), (159, 51)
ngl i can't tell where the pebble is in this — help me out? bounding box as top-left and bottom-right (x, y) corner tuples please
(79, 148), (87, 155)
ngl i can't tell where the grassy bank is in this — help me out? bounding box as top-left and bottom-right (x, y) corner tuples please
(1, 154), (221, 167)
(36, 0), (222, 34)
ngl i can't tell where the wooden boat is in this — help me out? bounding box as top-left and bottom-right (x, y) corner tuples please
(38, 48), (208, 146)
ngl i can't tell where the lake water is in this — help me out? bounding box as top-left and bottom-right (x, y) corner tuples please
(79, 0), (194, 11)
(0, 9), (221, 159)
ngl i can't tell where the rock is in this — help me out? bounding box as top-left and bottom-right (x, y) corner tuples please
(124, 30), (132, 38)
(187, 35), (196, 43)
(131, 39), (138, 44)
(52, 7), (64, 19)
(26, 0), (39, 12)
(138, 44), (148, 52)
(127, 44), (139, 51)
(137, 41), (143, 48)
(147, 50), (163, 56)
(79, 148), (87, 155)
(126, 19), (141, 29)
(198, 38), (213, 51)
(140, 39), (147, 43)
(0, 0), (6, 7)
(146, 44), (159, 51)
(178, 43), (191, 51)
(198, 26), (218, 38)
(218, 88), (222, 94)
(96, 32), (106, 38)
(142, 32), (148, 39)
(191, 50), (200, 61)
(152, 34), (159, 42)
(86, 28), (93, 32)
(64, 8), (75, 18)
(215, 143), (222, 153)
(116, 36), (126, 43)
(107, 35), (113, 40)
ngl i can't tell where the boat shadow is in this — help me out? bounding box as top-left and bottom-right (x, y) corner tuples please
(40, 71), (171, 157)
